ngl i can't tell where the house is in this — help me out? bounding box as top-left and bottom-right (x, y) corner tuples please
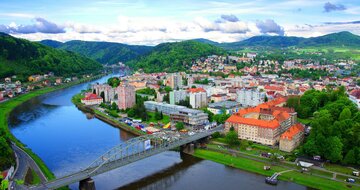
(188, 88), (207, 108)
(4, 77), (11, 83)
(55, 78), (62, 85)
(279, 123), (305, 152)
(81, 93), (103, 105)
(349, 89), (360, 108)
(211, 94), (228, 103)
(207, 101), (241, 114)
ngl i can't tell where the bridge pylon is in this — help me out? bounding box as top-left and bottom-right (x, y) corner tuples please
(79, 177), (96, 190)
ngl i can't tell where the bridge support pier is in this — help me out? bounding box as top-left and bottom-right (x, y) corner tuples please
(79, 178), (96, 190)
(180, 143), (195, 154)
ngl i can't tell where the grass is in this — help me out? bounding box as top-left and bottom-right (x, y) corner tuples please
(324, 163), (355, 175)
(194, 149), (360, 190)
(25, 169), (41, 185)
(144, 112), (170, 125)
(0, 74), (104, 182)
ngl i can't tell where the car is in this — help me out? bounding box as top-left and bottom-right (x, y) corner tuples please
(346, 178), (356, 183)
(353, 171), (359, 177)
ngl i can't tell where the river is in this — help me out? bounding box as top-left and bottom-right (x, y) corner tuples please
(9, 73), (311, 190)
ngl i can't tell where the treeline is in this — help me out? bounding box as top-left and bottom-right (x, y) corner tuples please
(0, 33), (103, 81)
(287, 87), (360, 165)
(127, 40), (225, 73)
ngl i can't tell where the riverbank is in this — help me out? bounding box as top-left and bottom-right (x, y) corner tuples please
(72, 95), (145, 136)
(193, 148), (360, 190)
(0, 73), (106, 183)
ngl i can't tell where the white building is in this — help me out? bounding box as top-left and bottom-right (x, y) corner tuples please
(188, 88), (207, 109)
(167, 73), (182, 89)
(81, 93), (103, 105)
(236, 88), (265, 107)
(169, 90), (188, 105)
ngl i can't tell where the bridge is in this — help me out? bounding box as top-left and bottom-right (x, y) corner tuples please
(29, 126), (223, 190)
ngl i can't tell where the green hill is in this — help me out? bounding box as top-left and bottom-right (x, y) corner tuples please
(40, 40), (153, 65)
(0, 33), (103, 80)
(127, 40), (225, 73)
(197, 31), (360, 50)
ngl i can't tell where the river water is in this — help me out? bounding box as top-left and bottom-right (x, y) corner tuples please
(9, 73), (311, 190)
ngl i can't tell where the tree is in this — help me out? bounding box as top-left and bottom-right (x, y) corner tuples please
(127, 108), (136, 117)
(339, 107), (351, 121)
(324, 137), (343, 163)
(225, 127), (239, 146)
(155, 108), (162, 120)
(342, 149), (356, 165)
(175, 122), (185, 131)
(264, 95), (268, 102)
(160, 111), (164, 119)
(111, 102), (118, 111)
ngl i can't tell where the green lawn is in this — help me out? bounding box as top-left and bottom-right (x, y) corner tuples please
(324, 163), (356, 175)
(194, 149), (360, 190)
(144, 112), (170, 125)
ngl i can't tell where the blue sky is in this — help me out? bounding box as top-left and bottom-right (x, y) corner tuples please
(0, 0), (359, 45)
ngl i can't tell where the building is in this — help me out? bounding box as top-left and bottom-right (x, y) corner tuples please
(81, 93), (103, 105)
(0, 91), (3, 101)
(170, 90), (188, 105)
(225, 97), (296, 146)
(167, 73), (182, 89)
(144, 101), (208, 126)
(279, 123), (305, 152)
(116, 84), (136, 110)
(92, 84), (116, 102)
(188, 88), (207, 108)
(156, 91), (167, 102)
(210, 94), (228, 103)
(207, 101), (241, 115)
(236, 88), (265, 107)
(349, 89), (360, 108)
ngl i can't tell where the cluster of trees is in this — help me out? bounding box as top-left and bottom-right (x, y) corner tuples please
(194, 78), (209, 84)
(202, 108), (231, 124)
(100, 102), (119, 118)
(107, 77), (121, 88)
(0, 33), (102, 80)
(136, 87), (156, 96)
(127, 95), (149, 121)
(42, 40), (153, 64)
(154, 108), (164, 121)
(287, 87), (360, 164)
(175, 122), (185, 131)
(177, 97), (191, 108)
(127, 41), (224, 73)
(278, 68), (328, 80)
(0, 130), (14, 171)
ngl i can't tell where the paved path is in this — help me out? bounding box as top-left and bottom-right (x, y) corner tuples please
(10, 143), (47, 189)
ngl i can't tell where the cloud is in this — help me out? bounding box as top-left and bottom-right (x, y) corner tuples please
(323, 2), (346, 13)
(0, 17), (65, 34)
(256, 19), (284, 36)
(220, 14), (239, 22)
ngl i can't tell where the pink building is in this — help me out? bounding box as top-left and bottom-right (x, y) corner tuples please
(117, 84), (136, 110)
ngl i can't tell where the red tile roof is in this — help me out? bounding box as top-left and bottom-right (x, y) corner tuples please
(82, 93), (102, 100)
(264, 85), (285, 92)
(226, 97), (292, 129)
(188, 87), (206, 93)
(350, 89), (360, 99)
(280, 123), (304, 140)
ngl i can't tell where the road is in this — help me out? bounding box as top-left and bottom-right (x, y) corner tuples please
(10, 143), (47, 189)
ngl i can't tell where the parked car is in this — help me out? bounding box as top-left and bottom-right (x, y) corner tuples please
(353, 171), (359, 177)
(346, 178), (356, 183)
(313, 155), (321, 161)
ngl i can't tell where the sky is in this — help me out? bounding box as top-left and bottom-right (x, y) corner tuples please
(0, 0), (359, 45)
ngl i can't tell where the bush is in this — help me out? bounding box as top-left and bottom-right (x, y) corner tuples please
(211, 131), (221, 138)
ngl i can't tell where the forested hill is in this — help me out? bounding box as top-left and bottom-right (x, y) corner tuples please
(197, 31), (360, 49)
(40, 40), (153, 65)
(126, 40), (225, 73)
(0, 33), (103, 80)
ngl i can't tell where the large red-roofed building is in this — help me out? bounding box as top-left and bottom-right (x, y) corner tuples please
(225, 97), (298, 146)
